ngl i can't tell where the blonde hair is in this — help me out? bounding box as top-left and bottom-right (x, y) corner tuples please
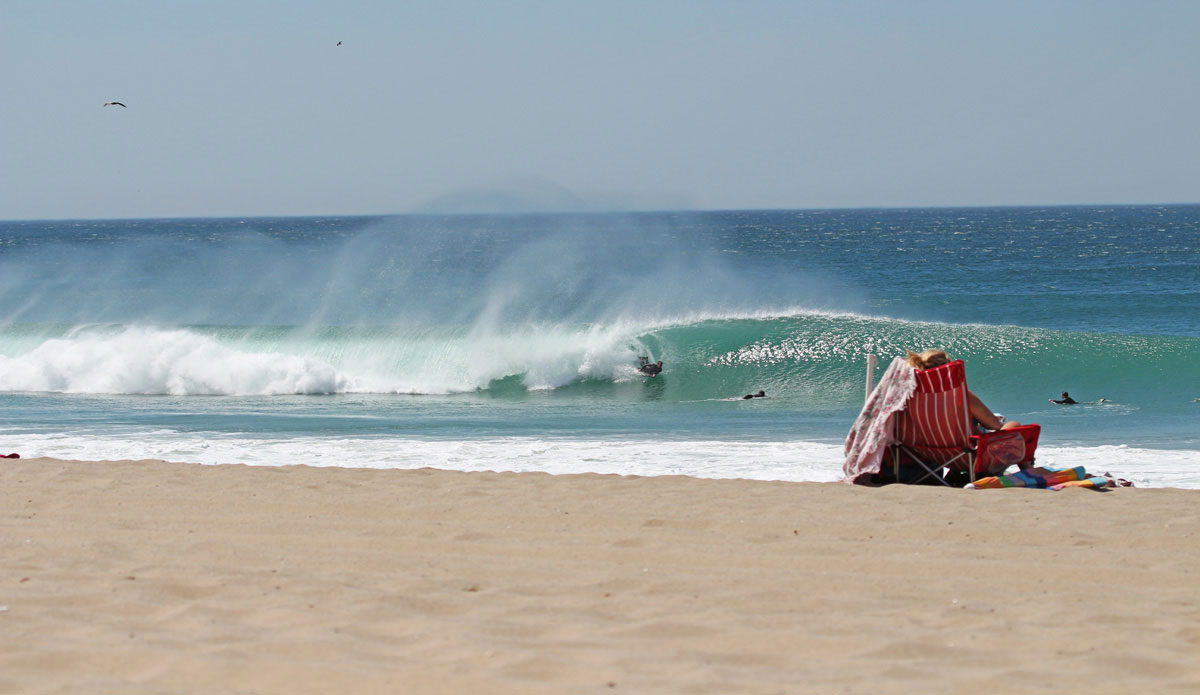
(906, 349), (951, 370)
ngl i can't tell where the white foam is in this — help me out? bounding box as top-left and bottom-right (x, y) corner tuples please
(9, 431), (839, 481)
(0, 327), (346, 395)
(9, 433), (1199, 488)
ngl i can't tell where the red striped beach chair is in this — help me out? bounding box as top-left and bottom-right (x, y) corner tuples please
(888, 360), (1040, 486)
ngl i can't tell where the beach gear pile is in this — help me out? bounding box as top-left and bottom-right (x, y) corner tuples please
(965, 466), (1132, 490)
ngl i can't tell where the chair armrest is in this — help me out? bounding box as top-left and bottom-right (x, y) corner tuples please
(970, 424), (1042, 474)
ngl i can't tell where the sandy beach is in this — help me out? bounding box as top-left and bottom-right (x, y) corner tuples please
(2, 458), (1198, 694)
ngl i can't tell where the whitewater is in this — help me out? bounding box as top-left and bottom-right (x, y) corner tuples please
(1, 208), (1197, 487)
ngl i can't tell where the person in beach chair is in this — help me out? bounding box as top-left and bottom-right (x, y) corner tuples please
(843, 350), (1041, 486)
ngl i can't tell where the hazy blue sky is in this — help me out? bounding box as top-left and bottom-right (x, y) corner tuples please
(3, 1), (1198, 219)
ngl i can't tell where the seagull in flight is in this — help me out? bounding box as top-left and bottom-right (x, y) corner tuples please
(103, 101), (127, 108)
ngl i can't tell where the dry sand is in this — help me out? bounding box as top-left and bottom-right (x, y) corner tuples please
(2, 457), (1198, 694)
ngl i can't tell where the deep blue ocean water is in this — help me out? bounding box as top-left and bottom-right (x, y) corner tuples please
(1, 206), (1197, 486)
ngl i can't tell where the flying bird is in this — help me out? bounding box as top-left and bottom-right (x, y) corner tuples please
(103, 101), (127, 108)
(336, 41), (342, 46)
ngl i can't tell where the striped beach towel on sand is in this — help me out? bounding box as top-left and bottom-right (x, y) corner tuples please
(966, 466), (1109, 490)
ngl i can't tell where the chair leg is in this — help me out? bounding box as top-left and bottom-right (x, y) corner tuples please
(914, 464), (951, 486)
(896, 446), (950, 486)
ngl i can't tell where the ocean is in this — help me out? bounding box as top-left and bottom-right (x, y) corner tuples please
(1, 206), (1198, 487)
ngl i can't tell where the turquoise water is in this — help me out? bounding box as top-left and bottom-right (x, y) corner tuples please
(1, 207), (1197, 485)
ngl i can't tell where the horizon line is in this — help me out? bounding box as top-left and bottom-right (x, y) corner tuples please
(4, 200), (1200, 224)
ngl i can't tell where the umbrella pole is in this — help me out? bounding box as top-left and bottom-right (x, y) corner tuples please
(864, 354), (878, 402)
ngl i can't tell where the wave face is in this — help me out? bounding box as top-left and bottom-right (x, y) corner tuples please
(1, 316), (1196, 410)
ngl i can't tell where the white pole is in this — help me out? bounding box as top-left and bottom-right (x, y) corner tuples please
(865, 354), (878, 402)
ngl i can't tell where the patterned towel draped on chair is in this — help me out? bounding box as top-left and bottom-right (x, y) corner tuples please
(843, 357), (916, 483)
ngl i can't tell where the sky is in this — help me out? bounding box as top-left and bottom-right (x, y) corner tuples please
(2, 0), (1198, 219)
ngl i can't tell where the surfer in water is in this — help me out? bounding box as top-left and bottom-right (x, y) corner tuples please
(1049, 391), (1078, 405)
(637, 357), (663, 377)
(743, 390), (766, 399)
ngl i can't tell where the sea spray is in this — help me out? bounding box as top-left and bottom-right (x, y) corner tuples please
(0, 214), (860, 329)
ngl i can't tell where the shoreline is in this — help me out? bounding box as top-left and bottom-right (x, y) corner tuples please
(3, 457), (1199, 693)
(8, 438), (1200, 489)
